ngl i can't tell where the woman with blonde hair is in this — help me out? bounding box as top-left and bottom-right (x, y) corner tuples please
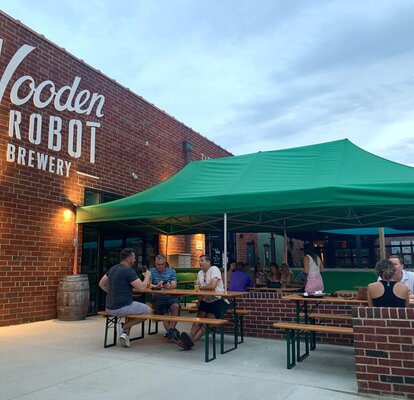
(267, 263), (281, 288)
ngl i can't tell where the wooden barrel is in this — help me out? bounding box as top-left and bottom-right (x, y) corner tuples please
(57, 274), (90, 321)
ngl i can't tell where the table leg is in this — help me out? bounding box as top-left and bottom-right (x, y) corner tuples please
(220, 298), (237, 354)
(232, 298), (239, 348)
(296, 300), (310, 362)
(286, 329), (296, 369)
(304, 301), (310, 353)
(295, 301), (301, 359)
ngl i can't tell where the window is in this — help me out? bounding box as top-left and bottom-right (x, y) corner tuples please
(81, 188), (157, 313)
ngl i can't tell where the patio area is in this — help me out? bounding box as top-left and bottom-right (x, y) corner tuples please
(0, 316), (382, 400)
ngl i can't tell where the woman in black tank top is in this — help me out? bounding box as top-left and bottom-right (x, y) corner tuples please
(367, 259), (409, 307)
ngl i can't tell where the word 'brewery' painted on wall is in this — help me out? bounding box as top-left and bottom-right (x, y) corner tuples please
(0, 38), (105, 177)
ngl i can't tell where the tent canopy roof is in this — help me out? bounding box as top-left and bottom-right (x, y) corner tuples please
(77, 139), (414, 234)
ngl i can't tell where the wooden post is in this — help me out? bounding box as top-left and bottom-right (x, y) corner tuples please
(378, 227), (386, 259)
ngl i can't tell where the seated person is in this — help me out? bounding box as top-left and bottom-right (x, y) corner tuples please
(294, 271), (307, 284)
(150, 254), (180, 339)
(291, 270), (306, 292)
(253, 262), (267, 286)
(367, 259), (409, 307)
(280, 262), (294, 288)
(98, 248), (152, 348)
(223, 259), (236, 287)
(229, 261), (254, 292)
(388, 254), (414, 296)
(176, 255), (226, 350)
(267, 263), (281, 288)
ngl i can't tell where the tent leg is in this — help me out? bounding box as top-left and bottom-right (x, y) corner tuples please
(223, 212), (227, 291)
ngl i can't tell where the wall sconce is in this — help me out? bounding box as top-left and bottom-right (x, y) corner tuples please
(63, 209), (73, 221)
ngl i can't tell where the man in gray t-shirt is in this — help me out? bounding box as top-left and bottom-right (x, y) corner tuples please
(105, 263), (140, 309)
(99, 248), (152, 347)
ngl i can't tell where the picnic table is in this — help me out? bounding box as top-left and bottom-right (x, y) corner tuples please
(141, 288), (248, 353)
(276, 294), (366, 368)
(247, 287), (298, 292)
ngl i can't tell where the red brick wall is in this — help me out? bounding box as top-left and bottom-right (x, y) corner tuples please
(354, 306), (414, 399)
(0, 12), (231, 326)
(224, 296), (414, 399)
(225, 292), (359, 345)
(158, 234), (205, 267)
(236, 233), (258, 268)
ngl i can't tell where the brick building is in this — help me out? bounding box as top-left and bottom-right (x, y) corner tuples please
(0, 11), (260, 326)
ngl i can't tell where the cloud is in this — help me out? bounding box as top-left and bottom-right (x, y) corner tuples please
(285, 2), (414, 77)
(3, 0), (414, 165)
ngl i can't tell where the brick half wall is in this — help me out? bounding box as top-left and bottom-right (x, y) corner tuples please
(354, 307), (414, 399)
(225, 292), (360, 345)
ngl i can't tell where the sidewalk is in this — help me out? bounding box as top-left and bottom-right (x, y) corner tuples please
(0, 316), (381, 400)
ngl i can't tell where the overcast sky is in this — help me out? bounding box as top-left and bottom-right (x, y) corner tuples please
(2, 0), (414, 163)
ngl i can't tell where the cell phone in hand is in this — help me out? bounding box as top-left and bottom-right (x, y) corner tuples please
(162, 280), (168, 285)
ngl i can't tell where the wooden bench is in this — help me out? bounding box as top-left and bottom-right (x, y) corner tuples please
(98, 311), (228, 362)
(298, 313), (352, 350)
(273, 321), (354, 369)
(180, 305), (252, 344)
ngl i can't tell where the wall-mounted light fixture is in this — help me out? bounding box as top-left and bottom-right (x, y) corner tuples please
(63, 209), (72, 221)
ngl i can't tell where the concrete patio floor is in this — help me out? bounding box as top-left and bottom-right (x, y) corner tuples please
(0, 316), (385, 400)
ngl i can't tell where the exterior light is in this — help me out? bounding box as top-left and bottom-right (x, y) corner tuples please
(63, 209), (72, 221)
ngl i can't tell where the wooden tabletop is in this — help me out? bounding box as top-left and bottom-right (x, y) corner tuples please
(138, 288), (248, 298)
(248, 287), (298, 292)
(282, 294), (368, 304)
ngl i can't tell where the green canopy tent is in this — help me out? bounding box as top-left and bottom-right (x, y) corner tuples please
(77, 138), (414, 287)
(77, 139), (414, 287)
(77, 139), (414, 233)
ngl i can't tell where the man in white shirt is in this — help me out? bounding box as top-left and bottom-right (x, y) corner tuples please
(389, 255), (414, 295)
(175, 254), (225, 350)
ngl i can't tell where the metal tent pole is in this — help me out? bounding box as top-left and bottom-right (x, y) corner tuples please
(283, 228), (288, 264)
(224, 213), (227, 291)
(283, 219), (288, 264)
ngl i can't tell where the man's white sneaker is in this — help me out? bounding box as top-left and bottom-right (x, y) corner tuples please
(119, 332), (130, 348)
